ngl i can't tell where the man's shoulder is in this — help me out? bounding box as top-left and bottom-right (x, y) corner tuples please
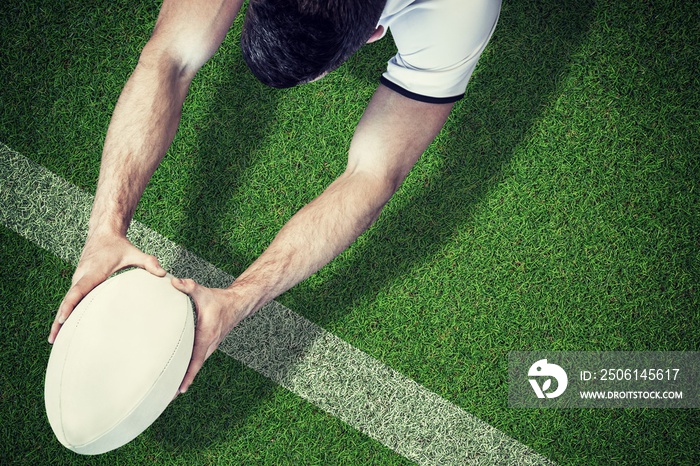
(378, 0), (502, 103)
(380, 0), (473, 23)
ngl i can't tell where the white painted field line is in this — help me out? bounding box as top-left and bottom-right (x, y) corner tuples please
(0, 143), (553, 465)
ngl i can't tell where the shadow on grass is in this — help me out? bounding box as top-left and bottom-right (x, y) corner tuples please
(300, 0), (597, 327)
(153, 0), (597, 454)
(148, 17), (288, 456)
(0, 0), (599, 460)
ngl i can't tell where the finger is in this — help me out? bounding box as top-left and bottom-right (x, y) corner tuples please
(121, 248), (166, 277)
(49, 277), (97, 343)
(58, 282), (89, 319)
(178, 355), (204, 394)
(179, 336), (220, 393)
(173, 278), (200, 393)
(48, 317), (62, 344)
(171, 277), (197, 295)
(178, 326), (214, 393)
(173, 278), (218, 393)
(141, 253), (167, 277)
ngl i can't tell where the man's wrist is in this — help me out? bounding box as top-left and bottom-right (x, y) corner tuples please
(87, 224), (126, 240)
(226, 276), (271, 322)
(87, 206), (132, 238)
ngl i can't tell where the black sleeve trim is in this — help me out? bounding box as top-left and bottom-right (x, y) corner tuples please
(380, 76), (464, 104)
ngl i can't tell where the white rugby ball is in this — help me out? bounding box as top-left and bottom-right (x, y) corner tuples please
(45, 268), (194, 455)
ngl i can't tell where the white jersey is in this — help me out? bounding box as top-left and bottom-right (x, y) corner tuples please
(377, 0), (502, 103)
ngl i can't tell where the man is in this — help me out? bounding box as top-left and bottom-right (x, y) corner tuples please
(49, 0), (501, 395)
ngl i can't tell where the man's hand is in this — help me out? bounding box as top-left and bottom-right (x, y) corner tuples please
(171, 278), (247, 394)
(48, 234), (166, 344)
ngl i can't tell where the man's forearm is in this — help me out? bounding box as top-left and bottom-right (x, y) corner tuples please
(89, 56), (193, 238)
(227, 86), (454, 320)
(171, 86), (453, 394)
(229, 167), (393, 317)
(88, 0), (242, 238)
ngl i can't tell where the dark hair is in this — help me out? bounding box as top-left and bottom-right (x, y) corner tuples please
(241, 0), (387, 88)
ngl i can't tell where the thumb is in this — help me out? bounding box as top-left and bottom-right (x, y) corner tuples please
(142, 253), (167, 277)
(124, 248), (166, 277)
(171, 277), (199, 296)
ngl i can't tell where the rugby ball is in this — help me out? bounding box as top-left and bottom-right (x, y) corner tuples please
(45, 268), (194, 455)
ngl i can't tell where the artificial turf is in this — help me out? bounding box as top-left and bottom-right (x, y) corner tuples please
(1, 0), (698, 464)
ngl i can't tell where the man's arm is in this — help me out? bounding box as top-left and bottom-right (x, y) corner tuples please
(174, 84), (454, 392)
(49, 0), (242, 343)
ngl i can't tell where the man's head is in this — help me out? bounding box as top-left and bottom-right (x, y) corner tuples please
(241, 0), (387, 88)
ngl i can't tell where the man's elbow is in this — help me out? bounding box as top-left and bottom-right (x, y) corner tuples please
(136, 46), (189, 83)
(137, 34), (214, 83)
(345, 168), (404, 226)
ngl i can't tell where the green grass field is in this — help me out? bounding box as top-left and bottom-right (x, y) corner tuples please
(1, 0), (698, 464)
